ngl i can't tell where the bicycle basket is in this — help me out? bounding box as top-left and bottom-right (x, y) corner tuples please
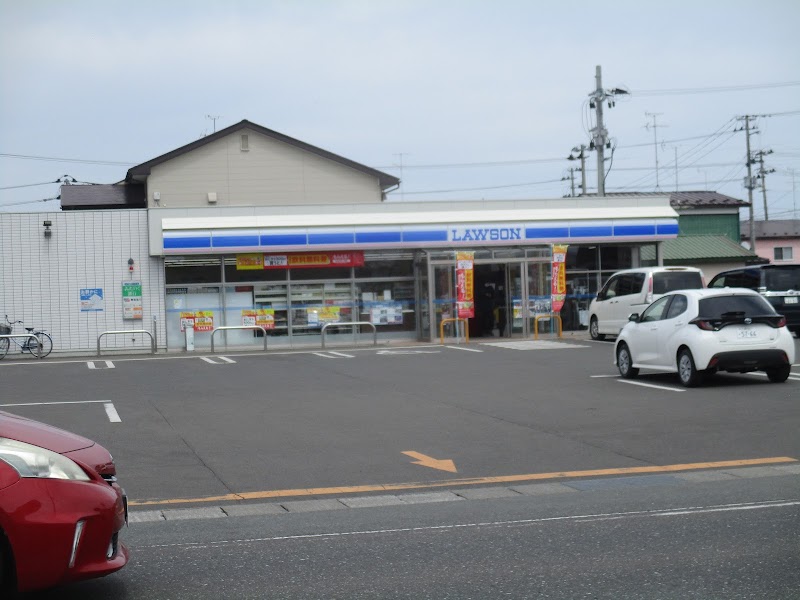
(0, 325), (11, 335)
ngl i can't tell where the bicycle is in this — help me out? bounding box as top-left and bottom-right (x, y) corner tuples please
(0, 315), (53, 359)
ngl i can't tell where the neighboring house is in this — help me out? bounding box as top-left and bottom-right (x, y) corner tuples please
(741, 220), (800, 265)
(630, 191), (762, 281)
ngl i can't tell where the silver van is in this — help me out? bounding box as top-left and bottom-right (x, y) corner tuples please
(589, 266), (705, 340)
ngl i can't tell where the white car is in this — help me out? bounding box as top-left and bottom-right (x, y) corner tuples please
(614, 288), (796, 387)
(589, 266), (704, 340)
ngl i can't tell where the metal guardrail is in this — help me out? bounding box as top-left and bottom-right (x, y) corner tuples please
(321, 321), (377, 348)
(97, 330), (156, 356)
(210, 325), (268, 352)
(534, 314), (562, 339)
(439, 317), (469, 345)
(0, 333), (42, 358)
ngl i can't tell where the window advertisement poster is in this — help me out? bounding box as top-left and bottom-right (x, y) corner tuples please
(241, 309), (275, 329)
(122, 281), (143, 320)
(370, 303), (404, 325)
(551, 244), (569, 314)
(80, 288), (104, 312)
(193, 311), (214, 332)
(456, 251), (475, 318)
(179, 312), (196, 332)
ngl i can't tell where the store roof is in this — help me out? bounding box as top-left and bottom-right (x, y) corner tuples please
(60, 183), (146, 210)
(125, 119), (400, 190)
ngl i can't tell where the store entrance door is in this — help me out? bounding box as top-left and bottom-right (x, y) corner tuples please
(471, 263), (525, 338)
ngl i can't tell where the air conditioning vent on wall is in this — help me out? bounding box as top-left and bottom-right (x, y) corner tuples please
(207, 192), (217, 204)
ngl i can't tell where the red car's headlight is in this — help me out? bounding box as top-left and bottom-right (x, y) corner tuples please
(0, 437), (90, 481)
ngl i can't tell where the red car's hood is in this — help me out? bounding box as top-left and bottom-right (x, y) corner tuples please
(0, 410), (94, 454)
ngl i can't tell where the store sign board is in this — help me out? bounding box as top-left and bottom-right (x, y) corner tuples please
(122, 281), (143, 320)
(456, 251), (475, 319)
(237, 251), (364, 270)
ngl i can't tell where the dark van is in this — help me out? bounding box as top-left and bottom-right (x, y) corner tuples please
(708, 264), (800, 335)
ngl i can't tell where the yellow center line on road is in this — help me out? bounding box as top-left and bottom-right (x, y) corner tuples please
(128, 456), (797, 508)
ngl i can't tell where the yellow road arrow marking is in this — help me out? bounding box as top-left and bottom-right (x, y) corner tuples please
(402, 450), (458, 473)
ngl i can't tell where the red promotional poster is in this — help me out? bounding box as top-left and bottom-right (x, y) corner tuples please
(551, 244), (568, 314)
(456, 251), (475, 318)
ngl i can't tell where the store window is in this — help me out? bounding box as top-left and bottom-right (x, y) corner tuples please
(165, 257), (222, 284)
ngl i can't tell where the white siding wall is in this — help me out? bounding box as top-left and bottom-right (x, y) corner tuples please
(0, 210), (165, 355)
(146, 128), (382, 208)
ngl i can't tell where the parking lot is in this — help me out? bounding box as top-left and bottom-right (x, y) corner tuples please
(2, 336), (798, 510)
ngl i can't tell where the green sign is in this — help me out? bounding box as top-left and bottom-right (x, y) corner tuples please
(122, 281), (143, 319)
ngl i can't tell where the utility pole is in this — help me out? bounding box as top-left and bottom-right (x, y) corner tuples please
(740, 115), (757, 251)
(587, 66), (627, 196)
(393, 153), (409, 201)
(567, 145), (588, 195)
(674, 147), (679, 192)
(644, 113), (667, 190)
(569, 168), (576, 197)
(755, 149), (775, 221)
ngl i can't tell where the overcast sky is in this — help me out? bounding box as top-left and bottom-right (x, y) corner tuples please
(1, 0), (798, 219)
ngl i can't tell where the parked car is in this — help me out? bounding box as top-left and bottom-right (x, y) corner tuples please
(614, 288), (796, 387)
(589, 266), (705, 340)
(708, 264), (800, 336)
(0, 411), (128, 593)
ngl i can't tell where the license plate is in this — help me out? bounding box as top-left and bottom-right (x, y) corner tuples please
(737, 329), (758, 339)
(785, 296), (798, 304)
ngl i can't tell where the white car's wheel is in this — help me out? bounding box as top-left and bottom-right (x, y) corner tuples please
(589, 317), (605, 341)
(766, 365), (791, 383)
(677, 348), (702, 387)
(616, 343), (638, 379)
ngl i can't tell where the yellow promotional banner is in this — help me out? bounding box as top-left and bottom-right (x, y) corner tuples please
(193, 311), (214, 332)
(237, 254), (264, 270)
(551, 244), (569, 313)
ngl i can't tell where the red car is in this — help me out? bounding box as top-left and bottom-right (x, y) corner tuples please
(0, 411), (128, 593)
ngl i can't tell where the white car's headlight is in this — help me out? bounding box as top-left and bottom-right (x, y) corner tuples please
(0, 437), (90, 481)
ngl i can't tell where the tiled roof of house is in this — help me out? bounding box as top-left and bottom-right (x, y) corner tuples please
(598, 191), (748, 208)
(741, 219), (800, 238)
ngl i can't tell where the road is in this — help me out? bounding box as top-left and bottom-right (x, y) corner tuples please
(2, 335), (799, 598)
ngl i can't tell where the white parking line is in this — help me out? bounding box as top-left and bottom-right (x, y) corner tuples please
(104, 403), (121, 423)
(87, 361), (115, 369)
(0, 400), (108, 407)
(617, 380), (685, 392)
(590, 374), (620, 378)
(200, 356), (236, 364)
(445, 346), (483, 352)
(327, 351), (355, 358)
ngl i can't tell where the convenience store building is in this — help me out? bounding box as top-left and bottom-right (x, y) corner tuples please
(1, 120), (680, 353)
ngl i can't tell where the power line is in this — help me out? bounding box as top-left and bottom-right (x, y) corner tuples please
(631, 81), (800, 96)
(0, 180), (60, 191)
(387, 178), (564, 196)
(0, 196), (60, 208)
(0, 153), (134, 166)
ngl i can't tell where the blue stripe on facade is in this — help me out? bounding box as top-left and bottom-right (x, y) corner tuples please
(613, 225), (656, 237)
(402, 230), (448, 242)
(212, 234), (260, 247)
(570, 226), (613, 238)
(656, 222), (680, 235)
(525, 227), (570, 239)
(260, 234), (308, 246)
(307, 232), (356, 245)
(164, 236), (211, 249)
(355, 231), (403, 244)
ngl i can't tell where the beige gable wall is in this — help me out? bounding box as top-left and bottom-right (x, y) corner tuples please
(146, 128), (384, 208)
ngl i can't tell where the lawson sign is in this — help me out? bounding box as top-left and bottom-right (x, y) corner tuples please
(449, 226), (523, 242)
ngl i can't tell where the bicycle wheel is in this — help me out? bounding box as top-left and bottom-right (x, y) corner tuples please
(27, 332), (53, 358)
(0, 337), (8, 360)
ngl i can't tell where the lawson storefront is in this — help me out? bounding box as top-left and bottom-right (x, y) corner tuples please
(150, 197), (678, 349)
